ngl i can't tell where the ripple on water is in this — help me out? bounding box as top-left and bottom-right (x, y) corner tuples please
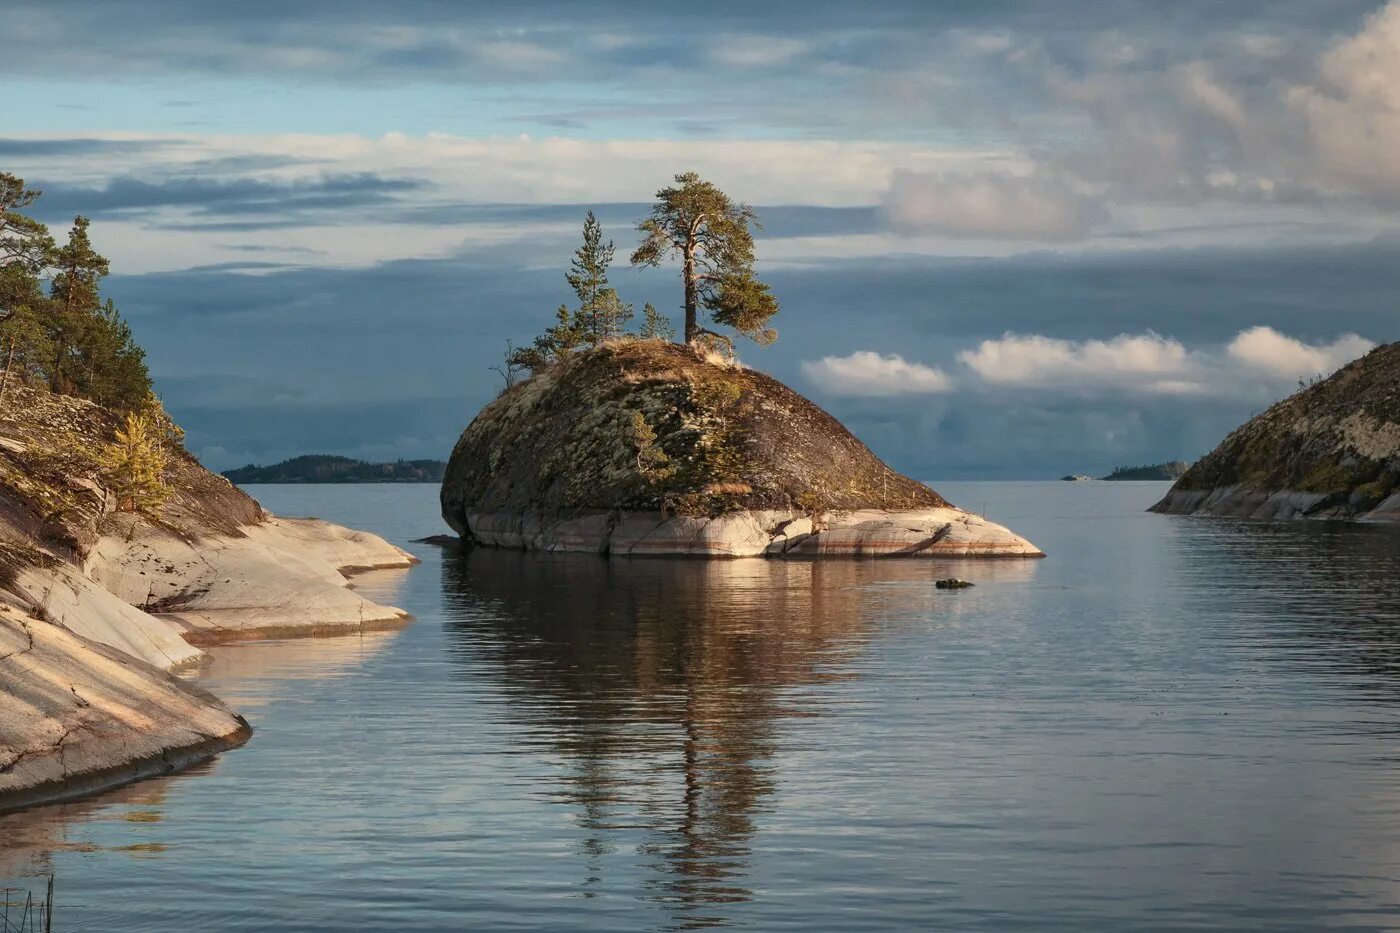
(3, 482), (1400, 930)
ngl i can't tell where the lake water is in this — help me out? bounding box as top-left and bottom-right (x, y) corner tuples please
(4, 481), (1400, 930)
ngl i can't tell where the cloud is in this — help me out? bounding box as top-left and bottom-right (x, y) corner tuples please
(1226, 325), (1374, 378)
(957, 332), (1192, 391)
(881, 170), (1097, 240)
(801, 351), (953, 396)
(31, 172), (428, 221)
(0, 137), (179, 157)
(1287, 1), (1400, 198)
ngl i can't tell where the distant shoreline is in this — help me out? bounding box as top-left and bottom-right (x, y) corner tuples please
(224, 454), (446, 485)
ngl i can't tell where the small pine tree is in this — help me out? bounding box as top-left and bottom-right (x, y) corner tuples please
(638, 303), (675, 341)
(567, 211), (632, 344)
(99, 412), (170, 515)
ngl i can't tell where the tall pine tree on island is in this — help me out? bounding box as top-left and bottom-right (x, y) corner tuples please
(496, 175), (777, 387)
(630, 172), (778, 351)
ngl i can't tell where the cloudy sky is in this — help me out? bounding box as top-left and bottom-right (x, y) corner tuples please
(5, 0), (1399, 478)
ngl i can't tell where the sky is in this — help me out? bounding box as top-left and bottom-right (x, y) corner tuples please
(4, 0), (1399, 478)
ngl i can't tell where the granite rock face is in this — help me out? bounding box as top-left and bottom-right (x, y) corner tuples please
(462, 508), (1042, 558)
(0, 604), (250, 814)
(443, 342), (1042, 558)
(0, 384), (416, 812)
(1152, 342), (1400, 522)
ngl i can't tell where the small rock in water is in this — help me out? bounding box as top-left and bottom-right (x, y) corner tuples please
(935, 578), (974, 589)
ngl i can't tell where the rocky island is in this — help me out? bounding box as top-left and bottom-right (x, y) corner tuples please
(1151, 341), (1400, 521)
(0, 385), (415, 813)
(440, 174), (1041, 559)
(441, 341), (1043, 557)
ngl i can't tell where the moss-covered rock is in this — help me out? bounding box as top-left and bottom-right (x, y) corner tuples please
(1152, 341), (1400, 521)
(441, 341), (1044, 558)
(443, 341), (947, 522)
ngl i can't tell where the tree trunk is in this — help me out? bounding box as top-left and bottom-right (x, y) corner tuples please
(682, 245), (698, 344)
(0, 337), (14, 406)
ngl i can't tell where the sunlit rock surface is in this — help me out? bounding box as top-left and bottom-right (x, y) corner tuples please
(1152, 342), (1400, 522)
(0, 384), (416, 811)
(0, 604), (249, 815)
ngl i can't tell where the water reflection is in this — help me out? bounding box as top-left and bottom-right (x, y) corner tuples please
(0, 628), (404, 884)
(0, 775), (194, 878)
(440, 547), (1038, 928)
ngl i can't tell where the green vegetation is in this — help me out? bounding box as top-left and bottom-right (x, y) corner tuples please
(1, 173), (152, 412)
(631, 172), (778, 350)
(99, 412), (172, 515)
(223, 454), (448, 484)
(445, 341), (947, 521)
(1101, 461), (1189, 481)
(501, 173), (778, 384)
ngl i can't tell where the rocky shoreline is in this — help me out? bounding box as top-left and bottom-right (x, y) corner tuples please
(1, 385), (416, 814)
(1150, 342), (1400, 523)
(1150, 485), (1400, 522)
(459, 507), (1043, 558)
(0, 518), (414, 814)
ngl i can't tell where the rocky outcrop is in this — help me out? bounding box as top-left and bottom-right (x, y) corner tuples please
(462, 507), (1042, 558)
(89, 515), (414, 644)
(0, 384), (416, 812)
(1152, 342), (1400, 521)
(0, 604), (249, 814)
(442, 341), (1042, 557)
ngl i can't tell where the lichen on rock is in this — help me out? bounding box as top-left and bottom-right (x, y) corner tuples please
(442, 341), (1043, 558)
(1152, 341), (1400, 521)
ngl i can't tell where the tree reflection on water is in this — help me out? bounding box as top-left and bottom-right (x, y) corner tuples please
(440, 546), (1034, 928)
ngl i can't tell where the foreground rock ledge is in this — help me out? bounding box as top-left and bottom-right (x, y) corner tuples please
(442, 341), (1044, 558)
(464, 508), (1044, 558)
(0, 606), (251, 815)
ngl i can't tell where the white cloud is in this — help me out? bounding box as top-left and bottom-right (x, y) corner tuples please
(4, 131), (1022, 272)
(1287, 1), (1400, 197)
(954, 327), (1378, 398)
(711, 36), (812, 68)
(957, 332), (1190, 389)
(881, 169), (1096, 240)
(1226, 326), (1374, 379)
(801, 351), (953, 396)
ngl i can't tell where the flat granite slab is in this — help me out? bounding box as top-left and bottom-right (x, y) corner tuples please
(463, 508), (1044, 558)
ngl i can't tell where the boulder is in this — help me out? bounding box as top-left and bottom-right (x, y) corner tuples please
(442, 342), (1043, 558)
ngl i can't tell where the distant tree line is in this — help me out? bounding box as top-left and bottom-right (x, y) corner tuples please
(1101, 461), (1189, 481)
(1, 172), (152, 411)
(223, 454), (448, 484)
(498, 172), (779, 386)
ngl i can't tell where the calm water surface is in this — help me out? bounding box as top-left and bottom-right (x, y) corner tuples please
(4, 482), (1400, 930)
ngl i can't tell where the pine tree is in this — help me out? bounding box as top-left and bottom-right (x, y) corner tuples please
(47, 217), (110, 395)
(99, 412), (170, 515)
(638, 302), (675, 341)
(631, 172), (778, 350)
(76, 299), (152, 410)
(566, 211), (631, 344)
(0, 173), (54, 326)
